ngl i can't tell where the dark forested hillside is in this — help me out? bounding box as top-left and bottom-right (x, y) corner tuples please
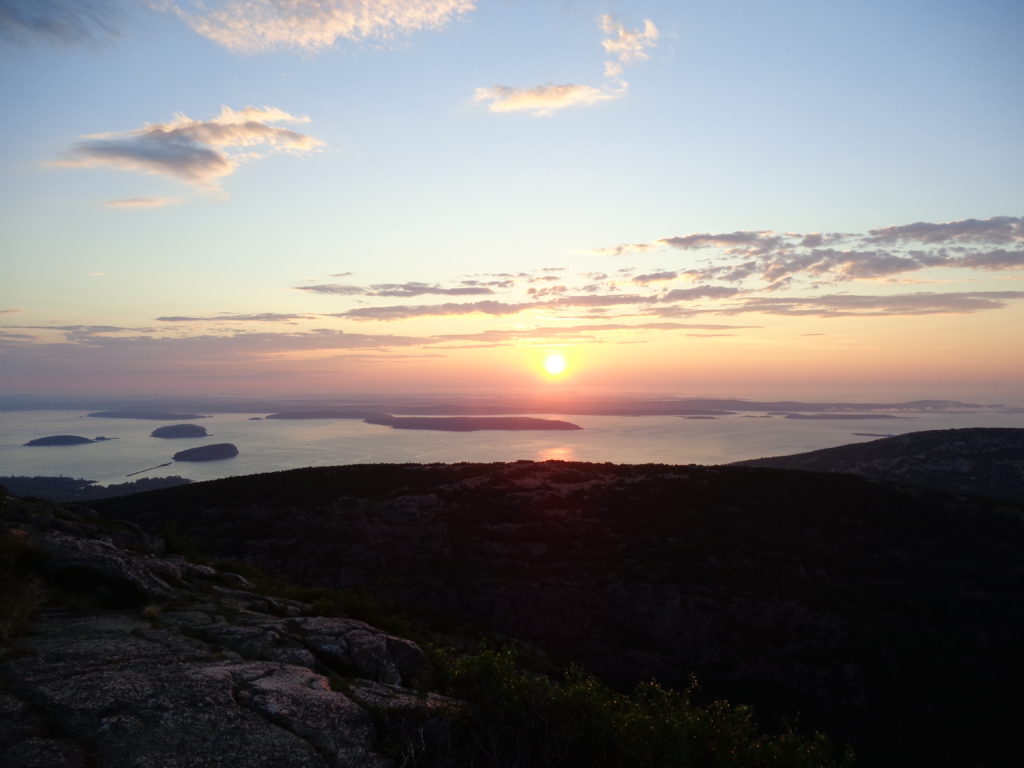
(733, 427), (1024, 502)
(96, 458), (1024, 767)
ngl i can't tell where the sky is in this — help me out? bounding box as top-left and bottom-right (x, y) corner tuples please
(1, 0), (1022, 404)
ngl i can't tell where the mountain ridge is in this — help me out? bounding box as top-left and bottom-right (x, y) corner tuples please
(91, 438), (1024, 767)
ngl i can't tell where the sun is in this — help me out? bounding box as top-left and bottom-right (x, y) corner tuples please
(543, 352), (567, 376)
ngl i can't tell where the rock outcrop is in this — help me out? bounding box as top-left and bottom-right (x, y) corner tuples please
(0, 496), (458, 767)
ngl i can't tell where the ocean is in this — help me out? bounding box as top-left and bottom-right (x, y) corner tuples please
(2, 409), (1020, 486)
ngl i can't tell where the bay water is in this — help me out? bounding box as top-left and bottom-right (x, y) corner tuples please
(2, 409), (1020, 487)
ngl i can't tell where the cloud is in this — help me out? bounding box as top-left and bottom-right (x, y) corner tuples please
(660, 232), (785, 255)
(430, 321), (759, 345)
(156, 313), (315, 323)
(590, 231), (785, 257)
(632, 271), (677, 284)
(952, 249), (1024, 270)
(660, 286), (741, 301)
(599, 14), (658, 68)
(367, 282), (493, 297)
(721, 291), (1024, 318)
(55, 105), (323, 190)
(474, 84), (616, 117)
(334, 289), (738, 321)
(104, 196), (182, 209)
(296, 284), (365, 296)
(475, 15), (657, 116)
(295, 281), (492, 297)
(164, 0), (475, 53)
(0, 0), (122, 46)
(340, 300), (532, 320)
(868, 216), (1024, 244)
(590, 216), (1024, 290)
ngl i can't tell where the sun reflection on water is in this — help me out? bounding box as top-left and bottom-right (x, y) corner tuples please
(538, 445), (575, 462)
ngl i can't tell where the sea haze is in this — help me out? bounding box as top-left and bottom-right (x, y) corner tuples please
(2, 407), (1021, 486)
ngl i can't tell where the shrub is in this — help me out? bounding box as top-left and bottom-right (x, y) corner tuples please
(438, 649), (853, 768)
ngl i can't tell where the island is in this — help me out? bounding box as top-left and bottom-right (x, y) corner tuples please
(363, 415), (582, 432)
(88, 411), (209, 420)
(172, 443), (239, 462)
(151, 424), (210, 438)
(24, 435), (95, 446)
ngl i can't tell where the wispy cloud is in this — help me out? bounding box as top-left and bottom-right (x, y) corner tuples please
(868, 216), (1023, 244)
(473, 83), (615, 116)
(55, 105), (323, 191)
(367, 282), (493, 297)
(590, 216), (1024, 289)
(475, 15), (658, 116)
(104, 196), (182, 209)
(650, 291), (1024, 319)
(156, 313), (316, 323)
(599, 14), (659, 78)
(163, 0), (475, 53)
(295, 281), (492, 297)
(296, 284), (366, 296)
(632, 271), (677, 284)
(334, 289), (735, 321)
(0, 0), (123, 46)
(430, 321), (759, 346)
(340, 299), (531, 320)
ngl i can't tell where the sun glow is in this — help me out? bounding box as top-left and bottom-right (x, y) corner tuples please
(543, 352), (567, 376)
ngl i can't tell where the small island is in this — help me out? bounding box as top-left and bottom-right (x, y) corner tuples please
(363, 415), (583, 432)
(172, 443), (239, 462)
(24, 435), (96, 446)
(151, 424), (210, 439)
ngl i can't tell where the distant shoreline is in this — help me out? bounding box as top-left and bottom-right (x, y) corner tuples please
(363, 415), (583, 432)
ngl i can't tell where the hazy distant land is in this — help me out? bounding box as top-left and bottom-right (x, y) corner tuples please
(780, 413), (904, 420)
(363, 415), (583, 431)
(88, 410), (210, 420)
(6, 393), (1008, 419)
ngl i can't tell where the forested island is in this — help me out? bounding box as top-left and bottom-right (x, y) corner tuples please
(172, 443), (239, 462)
(151, 424), (210, 438)
(23, 435), (96, 446)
